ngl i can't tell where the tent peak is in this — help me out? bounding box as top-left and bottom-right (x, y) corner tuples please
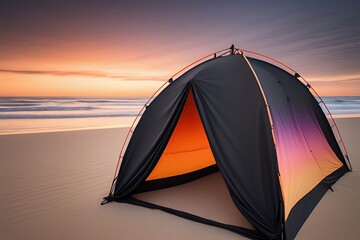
(230, 44), (235, 55)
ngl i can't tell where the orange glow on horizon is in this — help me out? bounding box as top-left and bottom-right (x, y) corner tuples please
(1, 68), (359, 97)
(0, 74), (164, 97)
(0, 64), (172, 97)
(306, 74), (360, 96)
(0, 44), (359, 98)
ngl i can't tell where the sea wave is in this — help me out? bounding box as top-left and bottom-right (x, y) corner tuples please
(0, 97), (147, 120)
(0, 106), (97, 112)
(0, 96), (359, 134)
(0, 113), (139, 119)
(321, 97), (360, 114)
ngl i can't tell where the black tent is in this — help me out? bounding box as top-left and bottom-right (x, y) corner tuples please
(102, 46), (351, 240)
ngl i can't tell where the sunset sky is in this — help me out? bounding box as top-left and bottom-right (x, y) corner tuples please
(1, 0), (359, 97)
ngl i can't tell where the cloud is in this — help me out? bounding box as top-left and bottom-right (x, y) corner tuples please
(0, 69), (164, 81)
(308, 74), (360, 84)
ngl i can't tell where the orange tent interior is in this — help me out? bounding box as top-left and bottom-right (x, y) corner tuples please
(146, 89), (216, 181)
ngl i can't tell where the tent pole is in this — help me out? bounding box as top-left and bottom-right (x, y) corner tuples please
(243, 52), (286, 240)
(242, 53), (278, 151)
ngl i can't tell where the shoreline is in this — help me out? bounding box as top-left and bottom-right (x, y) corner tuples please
(0, 125), (127, 136)
(1, 114), (359, 136)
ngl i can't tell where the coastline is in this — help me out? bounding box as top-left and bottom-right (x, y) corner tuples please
(1, 114), (359, 136)
(0, 125), (128, 136)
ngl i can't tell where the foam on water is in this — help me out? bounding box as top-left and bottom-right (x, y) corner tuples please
(0, 96), (359, 134)
(0, 97), (146, 134)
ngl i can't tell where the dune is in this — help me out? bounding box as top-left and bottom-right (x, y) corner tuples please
(0, 118), (359, 240)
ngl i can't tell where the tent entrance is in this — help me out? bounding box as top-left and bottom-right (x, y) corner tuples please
(146, 89), (216, 181)
(136, 88), (256, 235)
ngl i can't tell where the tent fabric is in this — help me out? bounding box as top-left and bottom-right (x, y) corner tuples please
(247, 57), (348, 238)
(107, 52), (349, 240)
(190, 55), (282, 238)
(283, 165), (347, 240)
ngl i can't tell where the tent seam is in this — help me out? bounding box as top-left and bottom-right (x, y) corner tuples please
(243, 53), (286, 240)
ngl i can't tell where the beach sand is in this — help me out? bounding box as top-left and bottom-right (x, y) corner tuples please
(0, 118), (359, 240)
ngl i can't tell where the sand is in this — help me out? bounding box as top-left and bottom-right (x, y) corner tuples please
(0, 118), (359, 240)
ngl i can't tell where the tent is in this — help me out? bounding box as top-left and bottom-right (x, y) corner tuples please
(102, 46), (352, 240)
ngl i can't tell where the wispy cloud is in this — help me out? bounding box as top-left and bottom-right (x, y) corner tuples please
(0, 69), (164, 81)
(308, 74), (360, 84)
(3, 69), (359, 85)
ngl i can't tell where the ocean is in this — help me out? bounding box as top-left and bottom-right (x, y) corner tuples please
(0, 96), (359, 134)
(0, 97), (146, 134)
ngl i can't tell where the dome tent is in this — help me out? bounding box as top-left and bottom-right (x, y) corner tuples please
(102, 46), (352, 240)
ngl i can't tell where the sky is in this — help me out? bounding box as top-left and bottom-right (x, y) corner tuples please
(0, 0), (359, 97)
